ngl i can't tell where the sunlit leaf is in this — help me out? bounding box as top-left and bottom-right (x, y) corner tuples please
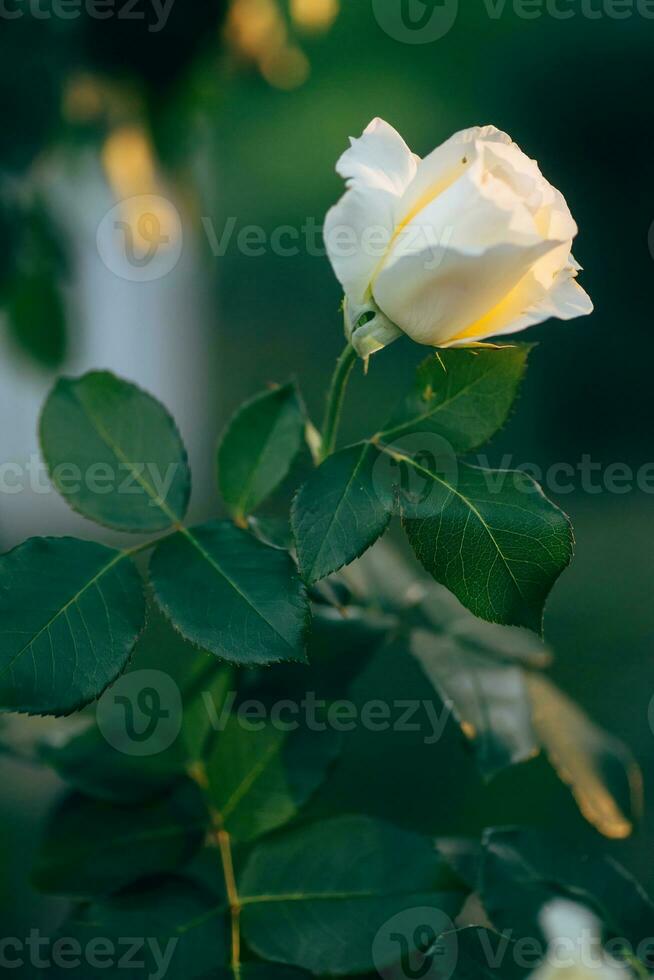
(527, 674), (642, 839)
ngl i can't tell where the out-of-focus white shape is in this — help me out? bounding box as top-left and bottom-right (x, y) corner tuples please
(0, 147), (215, 548)
(529, 900), (629, 980)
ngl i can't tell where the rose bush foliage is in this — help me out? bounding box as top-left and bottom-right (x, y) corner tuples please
(0, 124), (649, 980)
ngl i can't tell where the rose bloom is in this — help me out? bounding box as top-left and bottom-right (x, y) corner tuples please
(324, 119), (592, 358)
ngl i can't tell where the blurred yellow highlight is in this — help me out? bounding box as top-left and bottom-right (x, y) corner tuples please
(260, 45), (310, 89)
(62, 74), (105, 124)
(291, 0), (339, 33)
(226, 0), (324, 89)
(102, 125), (157, 199)
(101, 125), (180, 249)
(226, 0), (286, 61)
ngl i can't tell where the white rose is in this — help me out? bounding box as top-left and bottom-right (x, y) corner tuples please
(324, 118), (593, 358)
(529, 900), (629, 980)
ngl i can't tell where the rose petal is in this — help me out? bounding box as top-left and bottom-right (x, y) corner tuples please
(324, 119), (418, 307)
(373, 158), (564, 345)
(446, 258), (593, 346)
(336, 117), (418, 197)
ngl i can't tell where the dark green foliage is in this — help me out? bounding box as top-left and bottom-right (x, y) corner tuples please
(40, 371), (191, 531)
(0, 537), (144, 715)
(0, 353), (643, 980)
(218, 383), (305, 522)
(150, 521), (310, 666)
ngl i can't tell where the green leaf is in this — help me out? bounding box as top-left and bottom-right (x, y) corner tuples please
(444, 614), (551, 669)
(436, 839), (482, 892)
(3, 198), (69, 369)
(218, 383), (305, 521)
(7, 272), (67, 368)
(348, 541), (552, 670)
(239, 815), (467, 975)
(40, 664), (232, 804)
(237, 604), (394, 726)
(206, 716), (341, 843)
(32, 780), (207, 898)
(41, 720), (179, 804)
(199, 968), (311, 980)
(247, 515), (293, 551)
(45, 877), (226, 979)
(410, 630), (538, 780)
(127, 595), (218, 688)
(381, 346), (530, 450)
(527, 674), (642, 839)
(150, 520), (309, 666)
(479, 827), (654, 949)
(347, 537), (429, 610)
(39, 371), (190, 532)
(0, 537), (145, 716)
(399, 458), (573, 632)
(292, 442), (392, 584)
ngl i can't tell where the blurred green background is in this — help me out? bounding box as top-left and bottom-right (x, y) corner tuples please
(1, 0), (653, 942)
